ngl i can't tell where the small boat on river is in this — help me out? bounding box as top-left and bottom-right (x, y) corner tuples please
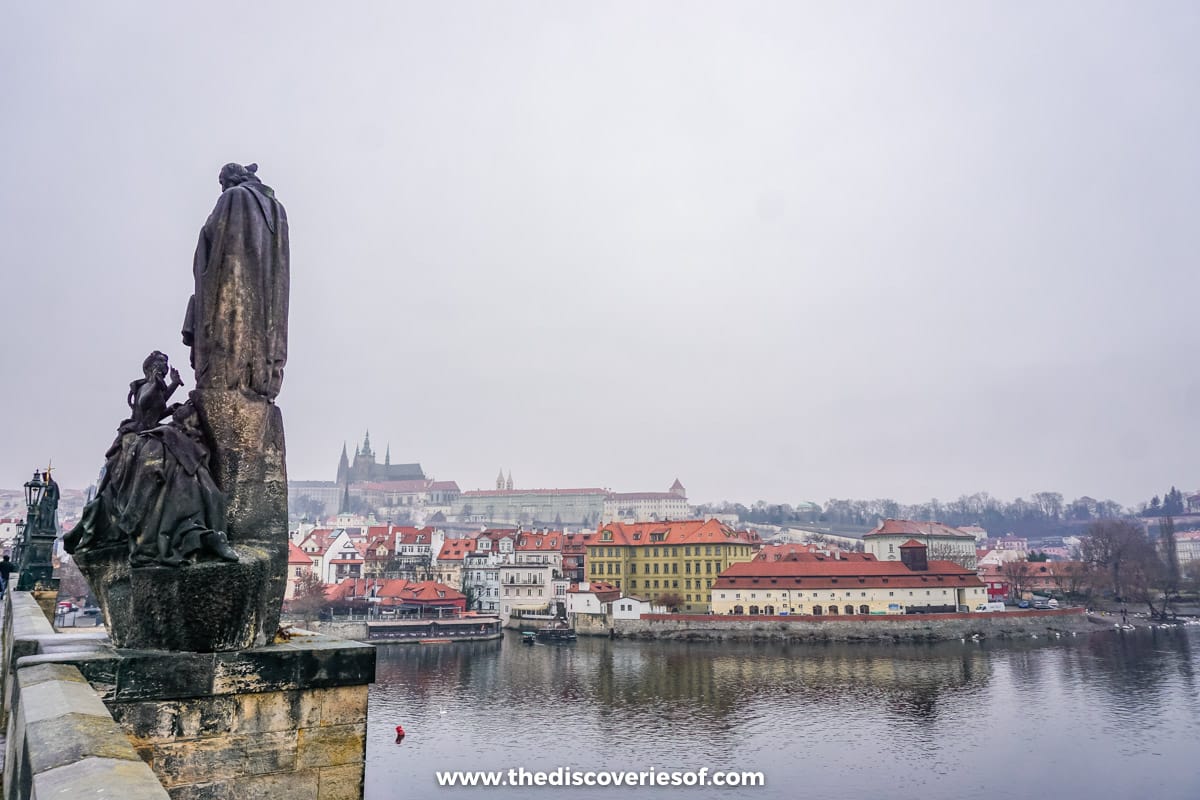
(534, 623), (577, 643)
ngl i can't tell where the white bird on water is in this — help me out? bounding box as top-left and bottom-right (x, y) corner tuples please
(439, 706), (448, 715)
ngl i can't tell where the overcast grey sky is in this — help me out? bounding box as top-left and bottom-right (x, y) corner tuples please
(2, 3), (1197, 509)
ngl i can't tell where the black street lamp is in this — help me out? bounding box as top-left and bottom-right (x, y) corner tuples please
(17, 468), (58, 592)
(24, 470), (45, 513)
(11, 520), (25, 564)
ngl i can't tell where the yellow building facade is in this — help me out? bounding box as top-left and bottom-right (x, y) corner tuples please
(585, 519), (758, 612)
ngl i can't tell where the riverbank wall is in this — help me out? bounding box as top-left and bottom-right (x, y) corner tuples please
(284, 616), (503, 644)
(581, 608), (1098, 642)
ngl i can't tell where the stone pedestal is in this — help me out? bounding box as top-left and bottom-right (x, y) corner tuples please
(19, 633), (375, 800)
(74, 546), (278, 651)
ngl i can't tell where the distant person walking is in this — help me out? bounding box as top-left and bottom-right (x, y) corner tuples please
(0, 555), (15, 593)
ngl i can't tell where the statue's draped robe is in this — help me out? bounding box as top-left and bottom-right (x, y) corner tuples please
(183, 181), (289, 399)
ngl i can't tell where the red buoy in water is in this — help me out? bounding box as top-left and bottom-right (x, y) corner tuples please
(395, 724), (406, 740)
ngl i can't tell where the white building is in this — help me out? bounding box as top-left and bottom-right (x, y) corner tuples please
(864, 519), (978, 569)
(603, 479), (692, 523)
(611, 596), (665, 620)
(462, 554), (502, 613)
(498, 563), (557, 627)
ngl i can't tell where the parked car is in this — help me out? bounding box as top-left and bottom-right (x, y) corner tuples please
(1031, 596), (1059, 610)
(975, 602), (1006, 613)
(81, 606), (102, 617)
(1017, 599), (1031, 609)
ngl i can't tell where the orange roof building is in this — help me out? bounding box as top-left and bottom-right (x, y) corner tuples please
(585, 519), (758, 613)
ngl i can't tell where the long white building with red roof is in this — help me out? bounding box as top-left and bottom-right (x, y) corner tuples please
(712, 541), (986, 616)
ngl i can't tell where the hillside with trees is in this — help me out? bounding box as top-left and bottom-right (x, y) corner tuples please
(698, 491), (1129, 541)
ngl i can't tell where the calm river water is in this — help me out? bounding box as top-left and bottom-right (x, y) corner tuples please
(365, 627), (1200, 800)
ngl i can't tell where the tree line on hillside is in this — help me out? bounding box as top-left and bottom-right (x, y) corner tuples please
(1140, 486), (1187, 517)
(697, 491), (1127, 540)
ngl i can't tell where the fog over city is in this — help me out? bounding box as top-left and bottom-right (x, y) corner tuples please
(3, 3), (1197, 509)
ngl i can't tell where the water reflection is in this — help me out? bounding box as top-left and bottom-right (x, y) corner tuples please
(368, 629), (1200, 800)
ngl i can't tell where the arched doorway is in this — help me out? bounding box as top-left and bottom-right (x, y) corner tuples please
(812, 605), (823, 615)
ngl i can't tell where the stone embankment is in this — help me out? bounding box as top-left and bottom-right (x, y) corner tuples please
(589, 609), (1098, 642)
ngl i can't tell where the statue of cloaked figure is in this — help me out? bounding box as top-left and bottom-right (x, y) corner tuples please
(182, 162), (288, 399)
(65, 351), (239, 567)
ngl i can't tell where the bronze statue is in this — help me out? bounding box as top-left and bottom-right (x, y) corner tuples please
(65, 353), (238, 567)
(69, 162), (290, 651)
(182, 162), (289, 399)
(125, 350), (182, 433)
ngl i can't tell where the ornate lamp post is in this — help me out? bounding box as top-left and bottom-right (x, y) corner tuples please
(17, 469), (58, 592)
(11, 519), (25, 565)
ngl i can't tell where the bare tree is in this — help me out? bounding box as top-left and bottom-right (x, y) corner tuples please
(1000, 559), (1030, 601)
(925, 539), (974, 568)
(1159, 517), (1181, 591)
(657, 591), (684, 612)
(1080, 519), (1155, 601)
(1051, 561), (1093, 601)
(289, 572), (329, 624)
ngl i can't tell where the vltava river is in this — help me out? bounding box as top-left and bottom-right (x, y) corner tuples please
(365, 628), (1200, 800)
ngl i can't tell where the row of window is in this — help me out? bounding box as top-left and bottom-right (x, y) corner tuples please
(591, 545), (743, 557)
(592, 561), (721, 576)
(628, 578), (713, 590)
(719, 589), (952, 600)
(727, 605), (872, 616)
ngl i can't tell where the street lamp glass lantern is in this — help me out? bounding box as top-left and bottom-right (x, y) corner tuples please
(24, 470), (45, 510)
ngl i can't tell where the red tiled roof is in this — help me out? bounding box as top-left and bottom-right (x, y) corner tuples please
(462, 488), (608, 497)
(754, 543), (872, 561)
(714, 558), (983, 590)
(718, 557), (978, 578)
(607, 492), (684, 501)
(437, 539), (478, 561)
(865, 519), (975, 539)
(361, 480), (430, 493)
(377, 579), (465, 604)
(288, 542), (312, 565)
(516, 533), (562, 551)
(568, 580), (620, 602)
(299, 528), (338, 553)
(591, 519), (756, 547)
(899, 539), (926, 548)
(429, 481), (460, 492)
(326, 578), (384, 600)
(396, 527), (436, 545)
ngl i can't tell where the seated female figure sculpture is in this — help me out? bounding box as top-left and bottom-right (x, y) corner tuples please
(65, 352), (238, 567)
